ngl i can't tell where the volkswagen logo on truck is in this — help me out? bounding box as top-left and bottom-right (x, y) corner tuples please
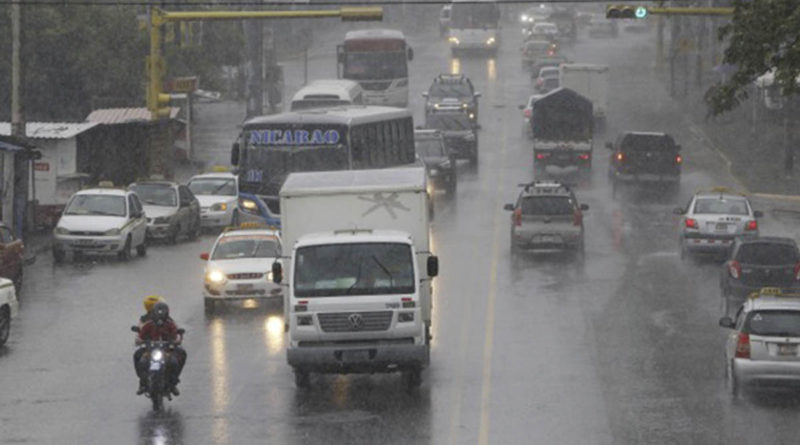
(348, 313), (364, 330)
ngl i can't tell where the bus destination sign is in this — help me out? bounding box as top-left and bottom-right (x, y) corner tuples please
(249, 129), (341, 146)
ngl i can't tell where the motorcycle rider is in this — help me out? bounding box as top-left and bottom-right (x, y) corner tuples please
(133, 295), (164, 391)
(135, 302), (186, 396)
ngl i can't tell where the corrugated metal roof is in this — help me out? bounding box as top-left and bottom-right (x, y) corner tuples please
(0, 122), (99, 139)
(86, 107), (180, 125)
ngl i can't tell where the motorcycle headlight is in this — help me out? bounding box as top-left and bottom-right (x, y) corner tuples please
(151, 349), (164, 361)
(54, 226), (69, 235)
(211, 202), (228, 212)
(104, 228), (121, 236)
(206, 269), (226, 284)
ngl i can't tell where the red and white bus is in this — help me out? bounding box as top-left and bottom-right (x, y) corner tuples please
(337, 29), (414, 108)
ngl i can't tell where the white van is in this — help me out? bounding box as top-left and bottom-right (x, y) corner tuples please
(289, 79), (364, 111)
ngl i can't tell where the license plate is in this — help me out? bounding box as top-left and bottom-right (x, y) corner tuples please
(715, 223), (728, 232)
(538, 235), (559, 243)
(149, 361), (162, 371)
(74, 239), (95, 245)
(779, 344), (797, 356)
(341, 350), (370, 363)
(237, 284), (254, 291)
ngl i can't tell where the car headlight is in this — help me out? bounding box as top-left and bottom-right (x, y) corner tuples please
(240, 199), (257, 211)
(54, 226), (69, 235)
(211, 202), (228, 212)
(153, 216), (170, 224)
(461, 103), (468, 109)
(433, 103), (441, 110)
(469, 113), (476, 120)
(206, 269), (226, 284)
(486, 37), (496, 45)
(104, 228), (121, 236)
(448, 37), (459, 45)
(266, 271), (273, 282)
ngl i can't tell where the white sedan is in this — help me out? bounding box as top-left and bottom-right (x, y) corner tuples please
(201, 225), (282, 314)
(187, 172), (240, 229)
(0, 277), (19, 347)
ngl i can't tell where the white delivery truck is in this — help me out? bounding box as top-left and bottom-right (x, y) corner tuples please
(559, 63), (609, 123)
(273, 167), (437, 388)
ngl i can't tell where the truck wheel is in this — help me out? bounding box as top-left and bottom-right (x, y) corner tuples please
(403, 367), (422, 390)
(294, 369), (311, 389)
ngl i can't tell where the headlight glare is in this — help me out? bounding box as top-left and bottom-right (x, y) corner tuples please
(211, 202), (228, 212)
(207, 269), (226, 284)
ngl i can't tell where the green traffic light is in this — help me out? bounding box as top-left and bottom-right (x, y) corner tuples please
(635, 6), (648, 18)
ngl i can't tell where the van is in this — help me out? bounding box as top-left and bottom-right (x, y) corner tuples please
(289, 79), (364, 111)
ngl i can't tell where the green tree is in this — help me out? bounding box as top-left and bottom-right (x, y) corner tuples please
(706, 0), (800, 115)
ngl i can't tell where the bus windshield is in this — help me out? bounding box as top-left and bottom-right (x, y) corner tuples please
(343, 51), (408, 80)
(450, 3), (499, 29)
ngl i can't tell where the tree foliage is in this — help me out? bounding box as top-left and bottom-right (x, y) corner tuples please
(706, 0), (800, 115)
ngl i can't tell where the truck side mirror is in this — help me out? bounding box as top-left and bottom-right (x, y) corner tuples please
(336, 44), (344, 64)
(718, 317), (735, 329)
(503, 203), (515, 211)
(422, 92), (429, 98)
(231, 142), (240, 166)
(518, 104), (525, 110)
(427, 255), (439, 278)
(271, 261), (283, 284)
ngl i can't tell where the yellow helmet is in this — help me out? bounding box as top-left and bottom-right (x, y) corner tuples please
(143, 295), (163, 312)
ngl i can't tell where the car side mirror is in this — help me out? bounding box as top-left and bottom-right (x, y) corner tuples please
(672, 207), (685, 215)
(427, 255), (439, 278)
(518, 104), (525, 110)
(131, 325), (140, 333)
(422, 92), (428, 98)
(474, 92), (482, 98)
(503, 203), (515, 211)
(753, 210), (764, 218)
(580, 204), (589, 211)
(272, 261), (283, 284)
(605, 142), (613, 150)
(231, 141), (240, 166)
(718, 317), (735, 329)
(200, 252), (209, 260)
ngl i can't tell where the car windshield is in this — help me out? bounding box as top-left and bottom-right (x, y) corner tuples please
(736, 243), (798, 265)
(693, 197), (749, 215)
(64, 194), (126, 217)
(211, 236), (280, 260)
(746, 311), (800, 337)
(427, 113), (472, 131)
(188, 178), (236, 196)
(416, 139), (447, 157)
(130, 184), (177, 207)
(429, 82), (472, 98)
(520, 196), (574, 215)
(294, 242), (415, 297)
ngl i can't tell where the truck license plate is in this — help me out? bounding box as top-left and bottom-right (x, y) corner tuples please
(341, 350), (370, 363)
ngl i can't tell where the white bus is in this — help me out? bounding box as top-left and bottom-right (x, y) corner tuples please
(289, 79), (364, 111)
(448, 0), (501, 55)
(231, 106), (416, 213)
(337, 29), (414, 107)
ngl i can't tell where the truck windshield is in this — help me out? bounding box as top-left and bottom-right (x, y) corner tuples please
(294, 242), (415, 297)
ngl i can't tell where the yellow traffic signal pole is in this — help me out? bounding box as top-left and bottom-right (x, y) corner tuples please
(147, 6), (383, 119)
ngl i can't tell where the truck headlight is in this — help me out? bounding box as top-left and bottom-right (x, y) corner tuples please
(54, 226), (69, 235)
(211, 202), (228, 212)
(104, 228), (121, 236)
(206, 269), (226, 284)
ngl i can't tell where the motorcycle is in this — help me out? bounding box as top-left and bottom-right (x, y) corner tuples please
(131, 326), (185, 411)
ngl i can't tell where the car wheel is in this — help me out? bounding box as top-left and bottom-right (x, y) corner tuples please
(118, 237), (132, 261)
(52, 248), (65, 264)
(168, 225), (179, 245)
(0, 306), (10, 347)
(726, 359), (739, 398)
(136, 239), (147, 257)
(403, 366), (423, 390)
(294, 368), (311, 389)
(13, 270), (22, 294)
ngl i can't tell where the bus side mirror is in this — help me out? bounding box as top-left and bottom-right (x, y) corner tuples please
(336, 44), (345, 64)
(407, 47), (414, 61)
(272, 261), (283, 284)
(427, 255), (439, 278)
(231, 142), (240, 166)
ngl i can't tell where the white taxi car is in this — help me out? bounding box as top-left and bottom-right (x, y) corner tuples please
(201, 224), (282, 314)
(0, 277), (18, 347)
(187, 171), (239, 229)
(719, 288), (800, 396)
(52, 185), (147, 262)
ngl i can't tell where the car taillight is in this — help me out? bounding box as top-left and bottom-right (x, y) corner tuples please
(729, 260), (741, 279)
(513, 208), (521, 226)
(573, 210), (583, 226)
(578, 153), (590, 161)
(684, 218), (698, 229)
(745, 220), (758, 231)
(735, 332), (750, 359)
(676, 154), (683, 164)
(535, 153), (550, 160)
(615, 152), (624, 162)
(794, 262), (800, 281)
(524, 109), (531, 118)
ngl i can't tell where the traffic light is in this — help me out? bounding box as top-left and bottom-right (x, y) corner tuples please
(146, 54), (172, 119)
(606, 5), (648, 19)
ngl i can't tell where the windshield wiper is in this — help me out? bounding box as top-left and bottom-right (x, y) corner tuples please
(346, 260), (364, 295)
(91, 210), (123, 216)
(371, 255), (394, 287)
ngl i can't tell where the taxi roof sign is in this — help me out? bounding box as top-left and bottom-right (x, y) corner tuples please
(749, 287), (800, 299)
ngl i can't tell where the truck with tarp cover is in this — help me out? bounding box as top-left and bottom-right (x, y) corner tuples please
(531, 88), (593, 174)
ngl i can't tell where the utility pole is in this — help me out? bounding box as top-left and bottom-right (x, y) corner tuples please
(8, 3), (22, 232)
(244, 19), (264, 119)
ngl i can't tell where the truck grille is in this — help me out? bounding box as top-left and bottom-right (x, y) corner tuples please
(318, 311), (393, 333)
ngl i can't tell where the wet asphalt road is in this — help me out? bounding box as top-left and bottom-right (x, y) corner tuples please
(4, 15), (800, 445)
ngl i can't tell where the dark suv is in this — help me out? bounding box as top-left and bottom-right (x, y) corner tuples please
(414, 129), (457, 195)
(425, 112), (478, 164)
(720, 237), (800, 313)
(606, 131), (682, 196)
